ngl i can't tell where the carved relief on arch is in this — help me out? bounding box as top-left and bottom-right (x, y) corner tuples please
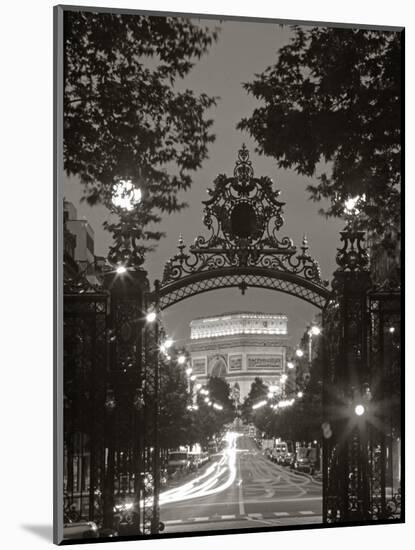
(208, 354), (228, 378)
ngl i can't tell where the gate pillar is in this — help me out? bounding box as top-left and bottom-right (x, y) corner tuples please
(323, 230), (372, 522)
(102, 268), (149, 531)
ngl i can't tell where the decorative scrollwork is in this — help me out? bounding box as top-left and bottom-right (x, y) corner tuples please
(336, 230), (369, 272)
(160, 145), (328, 293)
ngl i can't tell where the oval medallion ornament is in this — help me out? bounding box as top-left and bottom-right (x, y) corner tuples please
(231, 202), (257, 239)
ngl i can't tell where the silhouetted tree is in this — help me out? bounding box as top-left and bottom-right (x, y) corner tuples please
(64, 10), (218, 252)
(239, 26), (402, 253)
(241, 377), (269, 427)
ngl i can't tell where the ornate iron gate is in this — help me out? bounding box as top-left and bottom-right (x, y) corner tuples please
(322, 233), (402, 523)
(63, 144), (401, 535)
(63, 277), (109, 525)
(367, 289), (401, 519)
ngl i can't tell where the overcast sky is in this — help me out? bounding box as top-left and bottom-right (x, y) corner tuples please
(64, 18), (344, 347)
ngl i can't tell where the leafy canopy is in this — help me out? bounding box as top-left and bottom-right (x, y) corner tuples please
(238, 26), (402, 245)
(64, 10), (218, 252)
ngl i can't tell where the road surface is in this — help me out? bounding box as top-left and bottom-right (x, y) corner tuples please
(159, 432), (322, 533)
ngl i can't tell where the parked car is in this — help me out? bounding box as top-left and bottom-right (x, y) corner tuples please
(293, 446), (316, 474)
(293, 455), (312, 473)
(167, 451), (191, 474)
(264, 448), (273, 460)
(207, 441), (218, 455)
(280, 452), (295, 466)
(271, 442), (288, 463)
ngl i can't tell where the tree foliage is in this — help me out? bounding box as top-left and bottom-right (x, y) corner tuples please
(241, 377), (269, 427)
(159, 360), (193, 449)
(64, 10), (218, 250)
(238, 26), (402, 249)
(191, 376), (235, 446)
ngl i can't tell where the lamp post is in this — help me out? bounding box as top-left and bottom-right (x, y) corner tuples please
(150, 290), (161, 535)
(307, 325), (321, 365)
(102, 176), (155, 534)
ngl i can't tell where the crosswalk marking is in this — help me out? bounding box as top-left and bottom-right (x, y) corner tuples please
(165, 519), (183, 525)
(163, 511), (319, 525)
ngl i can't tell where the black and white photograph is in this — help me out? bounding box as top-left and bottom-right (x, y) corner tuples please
(55, 5), (403, 544)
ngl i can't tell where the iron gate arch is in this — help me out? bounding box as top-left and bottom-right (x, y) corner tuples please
(153, 145), (331, 311)
(157, 266), (330, 310)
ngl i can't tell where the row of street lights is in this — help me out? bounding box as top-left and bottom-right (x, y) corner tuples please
(250, 323), (322, 412)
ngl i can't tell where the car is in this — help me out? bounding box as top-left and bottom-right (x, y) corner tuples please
(207, 441), (218, 454)
(271, 442), (288, 463)
(294, 456), (312, 473)
(264, 448), (273, 459)
(63, 521), (99, 540)
(279, 451), (294, 466)
(293, 446), (318, 474)
(167, 451), (191, 473)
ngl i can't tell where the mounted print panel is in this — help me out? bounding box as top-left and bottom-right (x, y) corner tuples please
(54, 5), (404, 545)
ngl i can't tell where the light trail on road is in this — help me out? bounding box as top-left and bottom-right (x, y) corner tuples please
(159, 431), (241, 506)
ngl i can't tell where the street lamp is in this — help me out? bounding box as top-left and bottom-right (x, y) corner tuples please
(295, 349), (304, 358)
(177, 354), (186, 365)
(112, 179), (142, 211)
(343, 194), (365, 216)
(164, 338), (173, 349)
(307, 325), (321, 364)
(116, 265), (127, 275)
(146, 311), (156, 323)
(310, 326), (321, 336)
(287, 361), (294, 369)
(354, 404), (365, 416)
(297, 391), (303, 398)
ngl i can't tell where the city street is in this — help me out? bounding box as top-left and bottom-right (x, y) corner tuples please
(160, 433), (322, 533)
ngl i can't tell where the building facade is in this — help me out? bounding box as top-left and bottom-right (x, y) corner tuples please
(189, 312), (289, 402)
(64, 200), (106, 284)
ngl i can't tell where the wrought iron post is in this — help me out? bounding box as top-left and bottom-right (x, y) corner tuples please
(323, 230), (372, 522)
(103, 267), (149, 532)
(151, 280), (161, 533)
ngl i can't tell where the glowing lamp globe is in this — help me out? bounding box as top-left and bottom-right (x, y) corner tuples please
(112, 179), (142, 211)
(355, 404), (365, 416)
(146, 311), (156, 323)
(164, 338), (173, 349)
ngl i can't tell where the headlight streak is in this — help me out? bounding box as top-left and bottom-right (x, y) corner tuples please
(157, 431), (241, 506)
